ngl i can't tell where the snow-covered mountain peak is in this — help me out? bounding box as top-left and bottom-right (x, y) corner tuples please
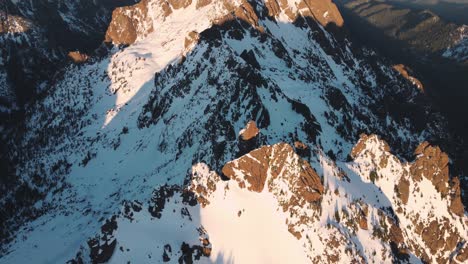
(1, 0), (466, 263)
(95, 0), (348, 139)
(64, 135), (467, 263)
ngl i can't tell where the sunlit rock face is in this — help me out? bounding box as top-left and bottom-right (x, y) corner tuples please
(392, 64), (424, 92)
(1, 0), (466, 263)
(105, 0), (153, 45)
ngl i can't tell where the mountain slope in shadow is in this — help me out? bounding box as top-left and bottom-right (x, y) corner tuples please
(337, 0), (468, 176)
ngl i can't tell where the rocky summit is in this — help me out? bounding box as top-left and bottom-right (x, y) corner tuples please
(0, 0), (466, 263)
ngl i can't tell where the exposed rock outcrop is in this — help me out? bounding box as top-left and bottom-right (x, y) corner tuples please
(213, 0), (262, 30)
(168, 0), (192, 10)
(196, 0), (212, 9)
(239, 120), (259, 141)
(352, 135), (461, 209)
(351, 134), (466, 263)
(237, 120), (261, 156)
(68, 51), (89, 64)
(267, 0), (296, 20)
(188, 163), (219, 208)
(410, 141), (450, 196)
(223, 143), (323, 201)
(184, 31), (200, 50)
(393, 64), (424, 92)
(222, 143), (324, 239)
(396, 176), (410, 204)
(105, 0), (153, 45)
(294, 140), (309, 157)
(455, 244), (468, 263)
(264, 0), (344, 27)
(449, 177), (464, 217)
(297, 0), (344, 27)
(358, 212), (368, 230)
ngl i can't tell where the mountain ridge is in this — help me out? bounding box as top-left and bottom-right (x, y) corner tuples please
(0, 0), (466, 263)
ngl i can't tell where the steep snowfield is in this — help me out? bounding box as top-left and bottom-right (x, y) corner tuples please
(1, 0), (465, 263)
(199, 187), (309, 264)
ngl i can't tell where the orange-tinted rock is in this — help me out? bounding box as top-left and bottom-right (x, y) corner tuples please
(393, 64), (424, 92)
(222, 143), (323, 202)
(281, 1), (297, 21)
(265, 0), (282, 18)
(293, 140), (310, 157)
(389, 222), (404, 244)
(105, 0), (153, 45)
(358, 214), (368, 230)
(216, 0), (264, 31)
(196, 0), (212, 9)
(420, 218), (458, 255)
(455, 244), (468, 262)
(161, 1), (173, 17)
(68, 51), (89, 63)
(239, 120), (259, 141)
(421, 221), (444, 254)
(353, 135), (457, 203)
(222, 145), (270, 192)
(288, 224), (302, 239)
(350, 134), (390, 159)
(350, 134), (369, 158)
(294, 141), (308, 150)
(410, 142), (449, 196)
(449, 177), (465, 216)
(297, 0), (344, 27)
(188, 163), (219, 207)
(356, 203), (369, 230)
(168, 0), (192, 9)
(375, 211), (404, 245)
(350, 134), (465, 262)
(267, 0), (296, 21)
(201, 245), (211, 256)
(396, 176), (410, 204)
(264, 0), (343, 26)
(106, 11), (137, 44)
(234, 0), (260, 28)
(200, 238), (212, 256)
(184, 31), (200, 50)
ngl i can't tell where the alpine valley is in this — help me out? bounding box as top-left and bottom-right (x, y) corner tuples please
(0, 0), (466, 263)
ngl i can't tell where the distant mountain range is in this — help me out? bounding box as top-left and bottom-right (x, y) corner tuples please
(389, 0), (468, 24)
